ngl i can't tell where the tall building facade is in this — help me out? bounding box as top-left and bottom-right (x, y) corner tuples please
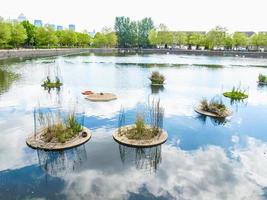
(69, 24), (75, 31)
(57, 25), (63, 30)
(34, 20), (43, 27)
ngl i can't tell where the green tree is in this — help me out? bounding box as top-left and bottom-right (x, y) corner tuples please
(57, 30), (77, 46)
(76, 32), (91, 47)
(251, 33), (267, 48)
(36, 27), (58, 47)
(93, 32), (107, 47)
(137, 17), (154, 47)
(188, 33), (206, 49)
(148, 29), (158, 46)
(105, 32), (117, 47)
(0, 21), (11, 47)
(114, 16), (140, 48)
(115, 16), (132, 47)
(10, 23), (27, 47)
(173, 32), (187, 46)
(232, 32), (248, 48)
(224, 34), (233, 50)
(206, 26), (226, 49)
(21, 21), (36, 46)
(157, 24), (173, 47)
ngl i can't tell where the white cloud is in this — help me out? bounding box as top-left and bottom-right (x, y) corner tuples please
(62, 143), (266, 200)
(1, 0), (267, 32)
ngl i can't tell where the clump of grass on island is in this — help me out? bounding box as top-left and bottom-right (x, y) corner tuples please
(223, 86), (248, 100)
(36, 110), (83, 143)
(41, 76), (62, 89)
(199, 98), (229, 117)
(149, 71), (165, 85)
(118, 99), (164, 140)
(258, 74), (267, 84)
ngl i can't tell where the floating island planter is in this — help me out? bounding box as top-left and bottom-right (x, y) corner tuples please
(258, 74), (267, 85)
(113, 99), (168, 147)
(223, 86), (248, 100)
(195, 98), (231, 118)
(41, 76), (63, 89)
(85, 92), (117, 102)
(149, 71), (165, 86)
(26, 109), (91, 150)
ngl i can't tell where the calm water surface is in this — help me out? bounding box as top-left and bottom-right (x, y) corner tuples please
(1, 53), (267, 200)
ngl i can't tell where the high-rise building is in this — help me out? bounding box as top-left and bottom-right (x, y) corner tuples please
(34, 20), (43, 27)
(57, 25), (63, 31)
(18, 13), (27, 22)
(69, 24), (75, 31)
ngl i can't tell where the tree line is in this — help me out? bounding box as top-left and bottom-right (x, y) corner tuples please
(1, 16), (267, 50)
(114, 18), (267, 50)
(148, 26), (267, 50)
(0, 18), (117, 49)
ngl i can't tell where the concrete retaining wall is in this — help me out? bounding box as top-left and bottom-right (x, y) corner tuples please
(0, 48), (117, 60)
(1, 48), (267, 59)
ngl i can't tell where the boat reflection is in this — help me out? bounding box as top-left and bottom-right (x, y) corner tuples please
(118, 144), (162, 173)
(36, 145), (87, 177)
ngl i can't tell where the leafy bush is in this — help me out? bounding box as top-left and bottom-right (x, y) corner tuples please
(149, 71), (165, 85)
(37, 110), (83, 143)
(258, 74), (267, 83)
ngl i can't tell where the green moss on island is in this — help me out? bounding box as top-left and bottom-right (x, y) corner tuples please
(41, 76), (63, 89)
(223, 92), (248, 100)
(223, 86), (248, 100)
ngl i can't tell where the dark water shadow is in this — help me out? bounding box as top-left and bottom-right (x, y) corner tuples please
(0, 68), (20, 94)
(36, 145), (87, 177)
(151, 85), (165, 94)
(118, 144), (162, 173)
(196, 114), (229, 126)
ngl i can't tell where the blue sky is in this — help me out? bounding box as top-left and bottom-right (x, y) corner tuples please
(1, 0), (267, 32)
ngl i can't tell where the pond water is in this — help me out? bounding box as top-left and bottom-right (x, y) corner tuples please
(1, 53), (267, 200)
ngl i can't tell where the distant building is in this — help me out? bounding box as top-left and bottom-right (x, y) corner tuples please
(34, 20), (43, 27)
(237, 31), (255, 37)
(69, 24), (75, 31)
(57, 25), (63, 30)
(17, 13), (27, 22)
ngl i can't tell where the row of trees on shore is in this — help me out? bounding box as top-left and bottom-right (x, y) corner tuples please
(0, 18), (117, 49)
(1, 16), (267, 50)
(148, 26), (267, 50)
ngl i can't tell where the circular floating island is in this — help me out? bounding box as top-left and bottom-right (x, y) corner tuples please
(113, 125), (168, 147)
(26, 127), (91, 151)
(85, 92), (117, 102)
(195, 106), (231, 118)
(195, 99), (232, 118)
